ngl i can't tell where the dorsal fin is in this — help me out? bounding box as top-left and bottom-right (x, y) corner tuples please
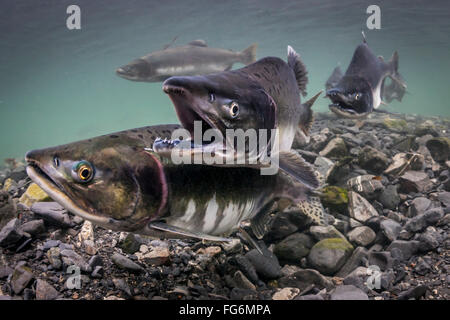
(299, 90), (322, 135)
(188, 39), (207, 47)
(362, 30), (367, 44)
(162, 36), (178, 50)
(287, 45), (308, 97)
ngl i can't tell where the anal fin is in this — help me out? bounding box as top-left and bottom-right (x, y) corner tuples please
(278, 150), (320, 189)
(148, 221), (231, 242)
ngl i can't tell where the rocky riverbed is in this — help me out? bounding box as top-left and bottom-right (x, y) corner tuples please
(0, 111), (449, 300)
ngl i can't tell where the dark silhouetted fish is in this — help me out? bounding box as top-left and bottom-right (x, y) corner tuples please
(326, 35), (406, 118)
(325, 66), (343, 90)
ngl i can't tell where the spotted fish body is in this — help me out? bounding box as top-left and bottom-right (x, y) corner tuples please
(25, 125), (325, 240)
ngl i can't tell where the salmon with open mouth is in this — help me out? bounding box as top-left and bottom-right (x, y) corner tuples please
(326, 33), (406, 119)
(153, 46), (321, 190)
(25, 124), (327, 242)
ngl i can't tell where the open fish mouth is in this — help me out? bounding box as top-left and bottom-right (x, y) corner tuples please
(25, 159), (115, 228)
(327, 91), (369, 119)
(163, 84), (224, 142)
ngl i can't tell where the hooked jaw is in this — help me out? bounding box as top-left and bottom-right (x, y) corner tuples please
(162, 77), (220, 138)
(326, 89), (371, 119)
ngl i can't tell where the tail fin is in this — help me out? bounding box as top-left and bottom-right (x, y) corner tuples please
(389, 51), (407, 89)
(298, 90), (322, 136)
(240, 43), (258, 65)
(287, 45), (308, 97)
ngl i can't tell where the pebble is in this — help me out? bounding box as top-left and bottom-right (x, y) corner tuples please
(60, 249), (91, 272)
(307, 238), (354, 275)
(407, 197), (431, 217)
(78, 221), (94, 242)
(83, 240), (97, 255)
(380, 219), (402, 242)
(136, 246), (170, 266)
(309, 225), (346, 241)
(111, 253), (143, 272)
(35, 279), (59, 300)
(272, 287), (300, 300)
(346, 226), (376, 247)
(112, 278), (132, 296)
(0, 218), (23, 247)
(336, 247), (368, 278)
(330, 285), (369, 300)
(10, 263), (34, 294)
(233, 254), (259, 284)
(348, 191), (379, 223)
(118, 233), (143, 254)
(41, 240), (60, 251)
(278, 268), (334, 291)
(358, 146), (390, 174)
(399, 171), (432, 193)
(347, 175), (384, 200)
(245, 247), (281, 280)
(47, 247), (62, 269)
(397, 284), (428, 300)
(30, 202), (73, 228)
(404, 208), (444, 232)
(19, 219), (46, 237)
(319, 137), (348, 158)
(387, 240), (420, 261)
(379, 185), (401, 210)
(18, 183), (50, 207)
(0, 191), (17, 229)
(233, 270), (256, 291)
(273, 233), (313, 263)
(426, 137), (450, 162)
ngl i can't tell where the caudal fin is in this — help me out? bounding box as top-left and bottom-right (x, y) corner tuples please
(240, 43), (258, 65)
(298, 90), (322, 136)
(287, 45), (308, 97)
(389, 51), (407, 89)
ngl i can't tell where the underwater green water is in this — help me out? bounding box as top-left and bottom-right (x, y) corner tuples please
(1, 0), (449, 162)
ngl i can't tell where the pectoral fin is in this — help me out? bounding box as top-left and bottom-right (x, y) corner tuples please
(249, 201), (277, 239)
(278, 151), (320, 189)
(148, 221), (231, 242)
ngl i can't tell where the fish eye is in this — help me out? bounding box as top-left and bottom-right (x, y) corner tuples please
(72, 160), (95, 183)
(53, 156), (60, 168)
(354, 93), (362, 100)
(229, 102), (239, 118)
(209, 93), (215, 102)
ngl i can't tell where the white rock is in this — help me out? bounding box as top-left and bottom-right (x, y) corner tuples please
(348, 191), (379, 222)
(272, 287), (300, 300)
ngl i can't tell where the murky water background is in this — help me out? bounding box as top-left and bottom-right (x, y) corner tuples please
(0, 0), (449, 161)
